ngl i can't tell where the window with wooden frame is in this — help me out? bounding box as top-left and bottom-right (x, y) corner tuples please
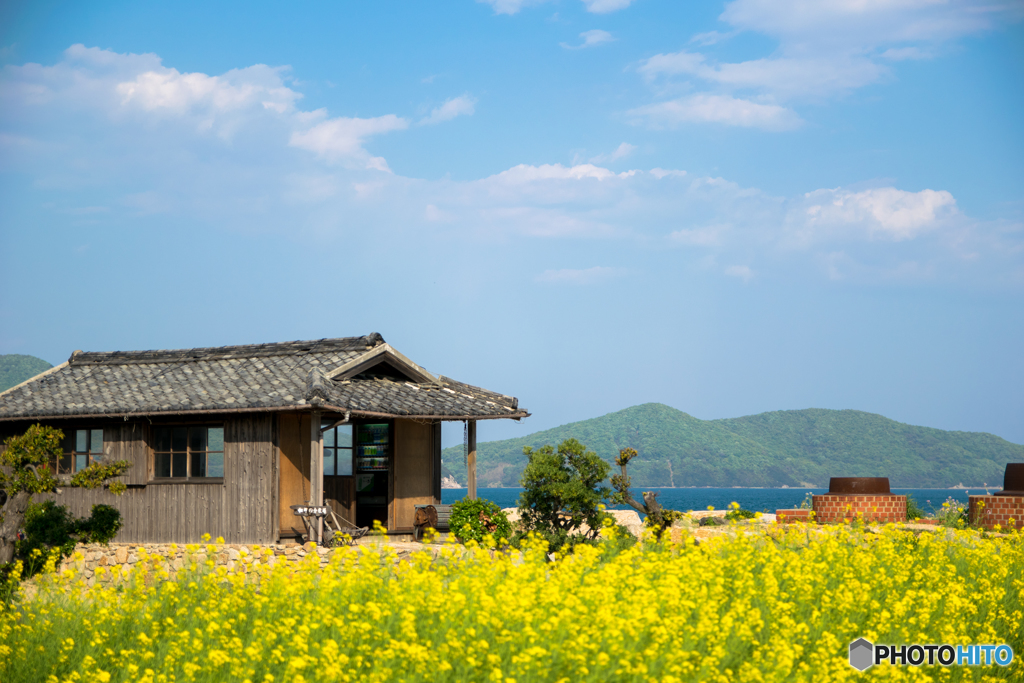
(152, 425), (224, 480)
(59, 428), (104, 474)
(321, 421), (353, 476)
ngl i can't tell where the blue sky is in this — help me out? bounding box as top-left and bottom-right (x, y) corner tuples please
(1, 0), (1022, 448)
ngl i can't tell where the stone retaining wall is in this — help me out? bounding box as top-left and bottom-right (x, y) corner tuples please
(969, 495), (1024, 531)
(812, 494), (907, 524)
(56, 540), (438, 587)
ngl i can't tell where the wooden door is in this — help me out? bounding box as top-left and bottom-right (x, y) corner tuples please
(277, 413), (311, 536)
(392, 419), (437, 530)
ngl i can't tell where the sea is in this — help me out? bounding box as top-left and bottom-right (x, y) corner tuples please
(441, 487), (987, 516)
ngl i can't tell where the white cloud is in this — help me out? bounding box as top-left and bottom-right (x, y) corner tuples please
(650, 168), (687, 179)
(116, 65), (299, 115)
(637, 51), (707, 79)
(477, 0), (548, 15)
(795, 187), (958, 242)
(289, 115), (408, 170)
(1, 45), (410, 169)
(469, 164), (639, 220)
(589, 142), (636, 163)
(629, 94), (802, 131)
(486, 163), (625, 184)
(536, 266), (623, 284)
(689, 30), (735, 46)
(420, 94), (476, 125)
(581, 0), (636, 14)
(478, 0), (635, 15)
(562, 30), (615, 50)
(639, 51), (885, 100)
(3, 46), (1018, 286)
(724, 264), (754, 282)
(719, 0), (1017, 47)
(629, 0), (1022, 129)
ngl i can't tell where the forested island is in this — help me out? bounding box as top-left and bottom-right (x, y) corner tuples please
(442, 403), (1023, 489)
(0, 354), (52, 392)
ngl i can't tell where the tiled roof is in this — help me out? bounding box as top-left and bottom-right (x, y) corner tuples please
(0, 335), (527, 421)
(323, 373), (523, 419)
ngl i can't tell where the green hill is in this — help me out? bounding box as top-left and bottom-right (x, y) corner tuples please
(441, 403), (1024, 489)
(0, 354), (52, 392)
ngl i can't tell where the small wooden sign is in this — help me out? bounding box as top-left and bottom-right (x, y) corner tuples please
(291, 505), (329, 518)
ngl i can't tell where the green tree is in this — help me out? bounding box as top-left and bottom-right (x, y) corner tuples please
(1, 424), (130, 565)
(610, 447), (683, 538)
(517, 438), (610, 551)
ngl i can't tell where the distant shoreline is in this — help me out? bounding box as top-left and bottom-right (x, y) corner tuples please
(442, 486), (1000, 491)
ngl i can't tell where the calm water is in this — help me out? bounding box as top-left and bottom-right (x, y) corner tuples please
(442, 487), (984, 516)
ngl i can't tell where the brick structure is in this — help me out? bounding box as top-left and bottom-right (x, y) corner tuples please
(774, 509), (814, 523)
(812, 494), (907, 524)
(969, 495), (1024, 531)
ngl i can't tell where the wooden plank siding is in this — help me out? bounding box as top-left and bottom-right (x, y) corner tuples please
(2, 412), (442, 542)
(392, 419), (441, 531)
(324, 476), (356, 526)
(24, 414), (278, 544)
(107, 422), (149, 485)
(277, 412), (310, 537)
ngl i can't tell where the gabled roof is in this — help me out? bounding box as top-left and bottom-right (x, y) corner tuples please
(0, 334), (528, 422)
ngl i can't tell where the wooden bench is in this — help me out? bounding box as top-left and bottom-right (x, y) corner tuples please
(413, 504), (453, 541)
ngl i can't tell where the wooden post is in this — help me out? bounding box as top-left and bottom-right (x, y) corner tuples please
(310, 410), (323, 543)
(467, 420), (477, 500)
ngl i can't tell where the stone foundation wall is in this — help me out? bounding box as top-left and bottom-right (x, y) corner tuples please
(969, 495), (1024, 531)
(812, 494), (907, 524)
(55, 540), (435, 587)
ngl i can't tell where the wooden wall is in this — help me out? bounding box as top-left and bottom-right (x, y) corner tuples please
(392, 419), (440, 530)
(107, 422), (149, 485)
(324, 477), (356, 527)
(3, 413), (444, 541)
(29, 414), (278, 544)
(277, 412), (310, 537)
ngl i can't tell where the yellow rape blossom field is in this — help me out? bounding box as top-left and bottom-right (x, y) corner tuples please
(1, 525), (1022, 683)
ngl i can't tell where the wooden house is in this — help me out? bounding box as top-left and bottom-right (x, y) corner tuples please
(0, 334), (528, 543)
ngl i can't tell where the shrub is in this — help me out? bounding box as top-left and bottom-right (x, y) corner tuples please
(450, 498), (511, 546)
(20, 500), (78, 561)
(16, 501), (123, 576)
(905, 496), (925, 521)
(516, 438), (610, 553)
